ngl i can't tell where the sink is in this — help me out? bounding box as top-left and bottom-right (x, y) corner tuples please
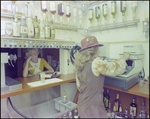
(27, 78), (63, 87)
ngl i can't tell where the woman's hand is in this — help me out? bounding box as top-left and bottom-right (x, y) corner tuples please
(123, 52), (130, 61)
(27, 56), (32, 62)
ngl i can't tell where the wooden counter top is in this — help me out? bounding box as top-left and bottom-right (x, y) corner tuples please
(1, 73), (149, 99)
(1, 73), (76, 99)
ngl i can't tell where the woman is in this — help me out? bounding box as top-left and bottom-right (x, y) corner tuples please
(23, 48), (54, 77)
(74, 36), (129, 118)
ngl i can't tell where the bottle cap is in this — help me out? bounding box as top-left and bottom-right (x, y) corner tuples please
(75, 105), (77, 109)
(15, 15), (17, 18)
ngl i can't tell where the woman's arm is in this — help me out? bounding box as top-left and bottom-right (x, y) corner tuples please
(43, 65), (54, 74)
(23, 57), (31, 77)
(92, 53), (129, 77)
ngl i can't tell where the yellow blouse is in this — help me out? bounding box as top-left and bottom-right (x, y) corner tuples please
(23, 58), (50, 76)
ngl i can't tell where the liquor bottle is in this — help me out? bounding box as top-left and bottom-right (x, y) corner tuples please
(120, 1), (126, 16)
(45, 16), (50, 39)
(20, 16), (28, 38)
(73, 7), (77, 27)
(27, 18), (34, 38)
(131, 1), (137, 20)
(50, 1), (56, 23)
(130, 108), (134, 119)
(111, 1), (117, 19)
(95, 6), (100, 22)
(50, 21), (55, 40)
(88, 8), (93, 23)
(66, 5), (71, 26)
(114, 94), (120, 112)
(102, 3), (108, 21)
(107, 102), (112, 118)
(130, 97), (137, 117)
(62, 92), (67, 103)
(40, 18), (45, 39)
(58, 3), (64, 25)
(113, 103), (117, 118)
(117, 104), (123, 118)
(33, 16), (40, 39)
(105, 89), (110, 110)
(41, 1), (47, 13)
(74, 105), (79, 118)
(123, 106), (130, 118)
(139, 99), (146, 118)
(13, 15), (20, 37)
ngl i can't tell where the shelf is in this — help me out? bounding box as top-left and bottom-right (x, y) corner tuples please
(1, 36), (76, 49)
(1, 12), (83, 31)
(88, 19), (140, 32)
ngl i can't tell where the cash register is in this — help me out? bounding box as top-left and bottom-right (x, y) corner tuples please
(104, 45), (144, 91)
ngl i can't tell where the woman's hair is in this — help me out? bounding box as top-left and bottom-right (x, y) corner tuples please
(74, 46), (100, 71)
(25, 48), (39, 60)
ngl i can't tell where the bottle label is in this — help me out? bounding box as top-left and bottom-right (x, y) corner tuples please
(104, 5), (108, 15)
(28, 27), (34, 36)
(42, 1), (47, 9)
(34, 27), (39, 36)
(111, 3), (115, 13)
(89, 9), (93, 19)
(105, 99), (108, 108)
(52, 29), (55, 35)
(13, 24), (20, 36)
(21, 26), (28, 33)
(130, 106), (136, 117)
(116, 102), (119, 111)
(45, 27), (50, 38)
(5, 28), (13, 35)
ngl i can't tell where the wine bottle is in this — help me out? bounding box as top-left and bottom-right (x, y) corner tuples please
(111, 1), (117, 18)
(44, 16), (50, 39)
(117, 104), (123, 118)
(95, 6), (100, 22)
(33, 16), (40, 39)
(102, 3), (108, 20)
(139, 99), (146, 118)
(120, 1), (126, 16)
(41, 1), (47, 13)
(114, 94), (120, 112)
(130, 97), (137, 117)
(105, 89), (110, 110)
(89, 8), (93, 23)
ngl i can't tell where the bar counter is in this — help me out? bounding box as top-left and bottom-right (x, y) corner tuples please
(1, 73), (149, 99)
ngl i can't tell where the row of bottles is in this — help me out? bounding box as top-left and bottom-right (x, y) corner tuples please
(89, 1), (138, 25)
(103, 89), (148, 118)
(12, 15), (55, 39)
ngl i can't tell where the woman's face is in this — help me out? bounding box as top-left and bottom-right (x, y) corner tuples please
(30, 49), (38, 60)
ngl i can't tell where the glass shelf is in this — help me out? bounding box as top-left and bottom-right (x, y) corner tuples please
(1, 36), (76, 49)
(88, 19), (140, 32)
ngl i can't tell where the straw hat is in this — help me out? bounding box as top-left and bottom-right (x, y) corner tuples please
(79, 36), (103, 52)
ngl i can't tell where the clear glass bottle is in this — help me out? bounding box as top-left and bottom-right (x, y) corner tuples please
(27, 18), (34, 38)
(45, 16), (50, 39)
(50, 1), (56, 23)
(117, 104), (123, 118)
(62, 92), (67, 103)
(40, 18), (45, 39)
(130, 97), (137, 118)
(20, 16), (28, 38)
(58, 3), (64, 25)
(107, 102), (112, 118)
(111, 1), (117, 24)
(139, 99), (146, 118)
(114, 94), (120, 112)
(88, 8), (93, 23)
(41, 1), (47, 13)
(120, 1), (126, 22)
(131, 1), (138, 20)
(13, 15), (20, 37)
(66, 5), (71, 26)
(123, 106), (130, 118)
(102, 3), (108, 21)
(105, 89), (110, 110)
(33, 16), (40, 39)
(95, 6), (100, 22)
(73, 7), (77, 27)
(50, 21), (55, 40)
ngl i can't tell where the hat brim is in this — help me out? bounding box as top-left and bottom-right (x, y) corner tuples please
(79, 44), (103, 52)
